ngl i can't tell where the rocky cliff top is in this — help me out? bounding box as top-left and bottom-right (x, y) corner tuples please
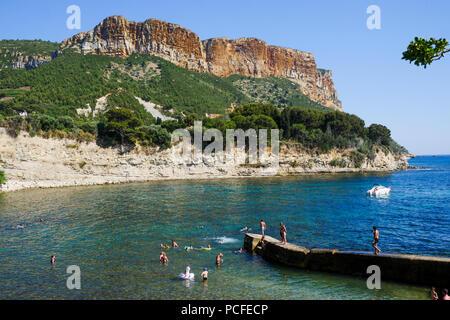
(62, 16), (342, 110)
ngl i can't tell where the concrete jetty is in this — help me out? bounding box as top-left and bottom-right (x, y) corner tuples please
(244, 233), (450, 287)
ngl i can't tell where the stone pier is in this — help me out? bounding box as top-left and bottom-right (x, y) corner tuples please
(244, 233), (450, 287)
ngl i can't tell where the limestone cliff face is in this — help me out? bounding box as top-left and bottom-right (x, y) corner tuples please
(61, 15), (342, 110)
(10, 54), (55, 70)
(0, 129), (408, 192)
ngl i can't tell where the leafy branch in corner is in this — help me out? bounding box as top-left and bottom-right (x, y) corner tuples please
(402, 37), (450, 68)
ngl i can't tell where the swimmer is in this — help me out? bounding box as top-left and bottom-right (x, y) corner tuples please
(160, 251), (168, 264)
(184, 245), (194, 251)
(50, 255), (55, 265)
(216, 253), (223, 265)
(39, 218), (44, 222)
(185, 265), (191, 277)
(234, 248), (243, 253)
(16, 224), (25, 229)
(201, 268), (208, 280)
(240, 226), (251, 232)
(172, 240), (178, 248)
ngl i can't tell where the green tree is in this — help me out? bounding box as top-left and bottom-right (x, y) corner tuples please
(368, 124), (391, 146)
(402, 37), (450, 68)
(98, 108), (144, 151)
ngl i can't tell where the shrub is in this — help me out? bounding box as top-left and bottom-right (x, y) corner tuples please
(329, 158), (347, 168)
(350, 150), (365, 168)
(138, 125), (171, 149)
(0, 170), (6, 185)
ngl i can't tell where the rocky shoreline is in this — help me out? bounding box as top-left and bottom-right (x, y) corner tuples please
(0, 129), (409, 193)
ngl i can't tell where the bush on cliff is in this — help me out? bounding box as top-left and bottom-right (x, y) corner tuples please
(0, 170), (6, 186)
(137, 125), (171, 149)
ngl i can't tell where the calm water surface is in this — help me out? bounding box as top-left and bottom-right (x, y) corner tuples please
(0, 156), (449, 299)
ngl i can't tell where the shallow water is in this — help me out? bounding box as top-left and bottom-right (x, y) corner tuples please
(0, 156), (448, 299)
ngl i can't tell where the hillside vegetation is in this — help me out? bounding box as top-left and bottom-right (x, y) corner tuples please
(0, 41), (408, 157)
(0, 40), (59, 68)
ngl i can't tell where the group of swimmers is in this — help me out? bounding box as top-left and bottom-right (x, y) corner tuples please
(14, 219), (58, 266)
(181, 265), (209, 281)
(13, 218), (45, 230)
(158, 231), (249, 282)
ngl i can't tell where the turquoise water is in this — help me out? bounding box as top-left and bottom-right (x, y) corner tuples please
(0, 156), (449, 299)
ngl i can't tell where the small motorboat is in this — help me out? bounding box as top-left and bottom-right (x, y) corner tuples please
(366, 184), (391, 197)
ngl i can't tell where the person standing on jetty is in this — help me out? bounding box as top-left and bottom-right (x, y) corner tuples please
(372, 226), (381, 255)
(260, 220), (266, 237)
(280, 223), (287, 245)
(442, 289), (450, 300)
(431, 287), (439, 300)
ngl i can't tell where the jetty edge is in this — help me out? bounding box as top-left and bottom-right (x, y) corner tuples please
(244, 233), (450, 287)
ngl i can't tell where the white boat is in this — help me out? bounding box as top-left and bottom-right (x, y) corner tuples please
(366, 184), (391, 197)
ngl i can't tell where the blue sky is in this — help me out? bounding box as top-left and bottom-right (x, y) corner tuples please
(1, 0), (449, 155)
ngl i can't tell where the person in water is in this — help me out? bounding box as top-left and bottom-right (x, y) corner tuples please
(216, 253), (223, 265)
(50, 255), (55, 265)
(172, 240), (178, 248)
(39, 218), (44, 222)
(372, 226), (381, 255)
(431, 287), (439, 300)
(240, 226), (251, 232)
(184, 245), (194, 251)
(201, 268), (208, 280)
(160, 252), (168, 264)
(280, 223), (287, 245)
(234, 248), (243, 253)
(185, 265), (191, 277)
(16, 224), (25, 229)
(260, 220), (266, 236)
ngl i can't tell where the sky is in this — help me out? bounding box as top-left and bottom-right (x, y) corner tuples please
(1, 0), (449, 155)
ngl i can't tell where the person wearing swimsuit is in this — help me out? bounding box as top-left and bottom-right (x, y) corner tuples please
(201, 268), (208, 280)
(260, 220), (266, 236)
(280, 223), (287, 245)
(372, 226), (381, 255)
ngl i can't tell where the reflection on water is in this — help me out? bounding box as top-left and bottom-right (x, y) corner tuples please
(1, 156), (449, 299)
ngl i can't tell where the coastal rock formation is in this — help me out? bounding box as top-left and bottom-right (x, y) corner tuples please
(61, 16), (342, 110)
(10, 52), (58, 70)
(0, 129), (408, 192)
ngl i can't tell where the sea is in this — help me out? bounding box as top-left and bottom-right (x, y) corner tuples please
(0, 155), (448, 299)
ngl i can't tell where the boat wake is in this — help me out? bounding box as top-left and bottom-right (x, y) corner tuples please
(209, 236), (240, 244)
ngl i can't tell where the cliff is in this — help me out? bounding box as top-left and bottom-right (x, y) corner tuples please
(0, 129), (408, 192)
(10, 53), (58, 70)
(0, 40), (60, 70)
(61, 16), (342, 110)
